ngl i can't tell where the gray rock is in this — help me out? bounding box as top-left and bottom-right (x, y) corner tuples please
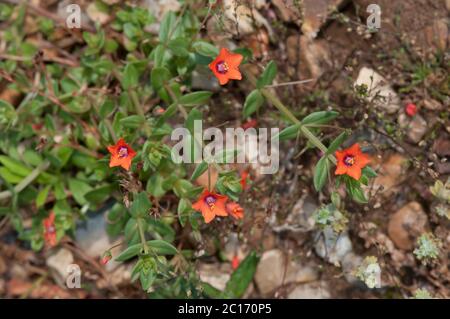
(198, 263), (231, 291)
(254, 249), (285, 295)
(423, 19), (448, 52)
(301, 0), (348, 39)
(387, 202), (428, 250)
(314, 227), (353, 265)
(288, 281), (331, 299)
(144, 0), (181, 21)
(354, 67), (400, 113)
(75, 212), (118, 260)
(272, 195), (318, 233)
(46, 248), (74, 287)
(408, 115), (427, 143)
(341, 252), (364, 285)
(287, 35), (332, 81)
(255, 249), (318, 296)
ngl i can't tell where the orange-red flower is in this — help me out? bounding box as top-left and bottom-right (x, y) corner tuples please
(192, 189), (228, 223)
(226, 202), (244, 220)
(43, 212), (57, 248)
(101, 251), (112, 265)
(335, 143), (370, 180)
(209, 48), (243, 85)
(107, 138), (136, 171)
(240, 170), (249, 190)
(241, 119), (257, 130)
(231, 255), (240, 270)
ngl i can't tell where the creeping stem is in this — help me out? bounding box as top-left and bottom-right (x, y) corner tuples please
(243, 68), (336, 164)
(137, 217), (149, 255)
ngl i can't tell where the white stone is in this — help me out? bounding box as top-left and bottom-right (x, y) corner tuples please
(288, 282), (331, 299)
(314, 227), (353, 265)
(46, 248), (74, 287)
(198, 263), (231, 291)
(354, 67), (400, 113)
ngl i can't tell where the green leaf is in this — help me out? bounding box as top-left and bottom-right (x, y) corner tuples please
(122, 63), (139, 89)
(345, 177), (368, 203)
(0, 167), (22, 184)
(36, 185), (51, 208)
(0, 155), (32, 177)
(140, 271), (156, 291)
(151, 67), (171, 91)
(185, 108), (202, 135)
(168, 37), (189, 56)
(272, 124), (301, 141)
(54, 181), (66, 200)
(0, 99), (18, 127)
(177, 198), (191, 227)
(243, 89), (264, 118)
(190, 161), (208, 181)
(84, 185), (113, 205)
(146, 173), (166, 197)
(327, 131), (348, 155)
(362, 166), (377, 178)
(130, 192), (152, 218)
(124, 217), (139, 244)
(202, 282), (223, 298)
(224, 251), (259, 298)
(68, 179), (93, 206)
(192, 41), (219, 57)
(159, 11), (176, 43)
(147, 239), (178, 255)
(115, 243), (143, 262)
(120, 115), (145, 129)
(256, 61), (277, 88)
(173, 179), (195, 198)
(152, 44), (165, 68)
(313, 156), (329, 191)
(301, 111), (339, 125)
(22, 150), (43, 166)
(178, 91), (212, 107)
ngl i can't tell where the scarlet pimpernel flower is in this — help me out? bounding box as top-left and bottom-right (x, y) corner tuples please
(101, 251), (112, 265)
(107, 138), (136, 171)
(209, 48), (243, 85)
(192, 189), (228, 223)
(231, 255), (240, 270)
(240, 170), (249, 190)
(43, 212), (57, 248)
(335, 143), (370, 180)
(226, 202), (244, 220)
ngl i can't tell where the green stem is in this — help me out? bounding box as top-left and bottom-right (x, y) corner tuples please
(244, 69), (336, 164)
(137, 218), (149, 255)
(129, 90), (151, 136)
(164, 85), (188, 119)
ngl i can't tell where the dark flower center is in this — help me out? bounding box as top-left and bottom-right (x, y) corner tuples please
(215, 61), (229, 74)
(118, 146), (128, 158)
(205, 195), (217, 209)
(46, 225), (55, 234)
(343, 155), (355, 167)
